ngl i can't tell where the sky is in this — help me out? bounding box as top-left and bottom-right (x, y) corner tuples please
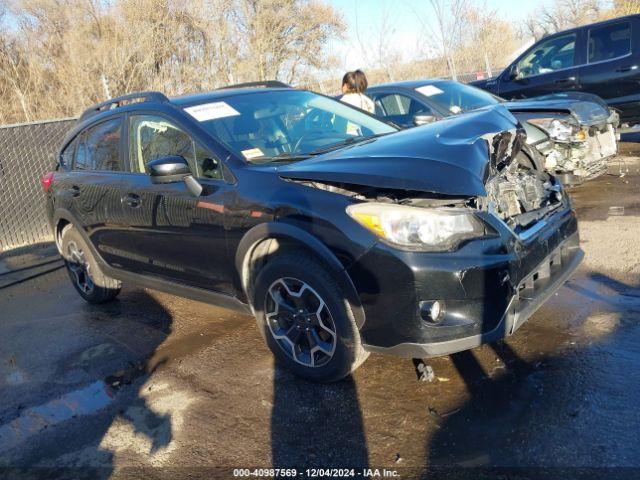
(325, 0), (554, 70)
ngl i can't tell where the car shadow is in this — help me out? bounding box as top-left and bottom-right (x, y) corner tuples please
(270, 366), (369, 470)
(422, 271), (633, 478)
(0, 283), (175, 480)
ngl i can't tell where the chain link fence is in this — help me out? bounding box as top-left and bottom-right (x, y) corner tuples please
(0, 118), (77, 254)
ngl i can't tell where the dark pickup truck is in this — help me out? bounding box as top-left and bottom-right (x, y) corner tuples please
(472, 14), (640, 125)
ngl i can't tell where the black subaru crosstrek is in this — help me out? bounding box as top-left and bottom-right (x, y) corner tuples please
(44, 82), (583, 382)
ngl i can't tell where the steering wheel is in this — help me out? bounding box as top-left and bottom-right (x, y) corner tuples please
(305, 108), (334, 131)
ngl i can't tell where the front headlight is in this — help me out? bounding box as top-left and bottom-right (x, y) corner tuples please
(346, 203), (487, 251)
(527, 117), (581, 142)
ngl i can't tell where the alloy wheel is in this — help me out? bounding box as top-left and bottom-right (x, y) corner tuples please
(66, 241), (95, 295)
(264, 277), (337, 367)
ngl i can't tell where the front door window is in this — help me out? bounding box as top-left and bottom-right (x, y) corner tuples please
(516, 33), (577, 79)
(128, 115), (222, 180)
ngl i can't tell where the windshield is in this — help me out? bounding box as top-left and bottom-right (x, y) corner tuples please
(185, 90), (397, 163)
(416, 81), (501, 114)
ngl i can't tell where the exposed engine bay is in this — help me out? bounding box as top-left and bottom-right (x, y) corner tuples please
(292, 146), (562, 231)
(476, 150), (563, 228)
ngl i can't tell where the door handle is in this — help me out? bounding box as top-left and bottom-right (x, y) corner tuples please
(122, 193), (141, 208)
(70, 185), (80, 197)
(554, 76), (576, 84)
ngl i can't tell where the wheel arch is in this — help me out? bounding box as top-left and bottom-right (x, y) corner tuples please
(235, 222), (366, 329)
(52, 209), (93, 257)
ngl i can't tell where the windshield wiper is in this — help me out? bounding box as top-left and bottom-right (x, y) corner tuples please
(307, 133), (388, 156)
(250, 152), (312, 163)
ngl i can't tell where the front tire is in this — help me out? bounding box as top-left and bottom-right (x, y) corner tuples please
(253, 251), (368, 383)
(60, 225), (121, 304)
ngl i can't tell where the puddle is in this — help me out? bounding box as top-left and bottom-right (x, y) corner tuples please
(0, 380), (114, 451)
(4, 371), (26, 386)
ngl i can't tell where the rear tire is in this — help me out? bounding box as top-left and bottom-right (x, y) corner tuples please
(252, 250), (368, 383)
(60, 225), (121, 304)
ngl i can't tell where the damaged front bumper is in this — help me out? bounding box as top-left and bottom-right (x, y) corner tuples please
(536, 122), (618, 185)
(350, 203), (583, 358)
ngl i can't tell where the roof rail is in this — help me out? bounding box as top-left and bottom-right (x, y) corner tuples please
(217, 80), (292, 90)
(79, 91), (169, 121)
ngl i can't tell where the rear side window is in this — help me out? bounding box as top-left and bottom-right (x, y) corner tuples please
(588, 22), (631, 63)
(60, 137), (78, 169)
(74, 118), (123, 171)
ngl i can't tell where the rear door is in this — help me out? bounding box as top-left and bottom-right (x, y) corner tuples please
(118, 112), (235, 293)
(578, 19), (639, 112)
(61, 116), (140, 269)
(498, 30), (586, 99)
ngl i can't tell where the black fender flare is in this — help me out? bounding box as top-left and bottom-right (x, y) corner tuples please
(235, 222), (366, 329)
(52, 208), (83, 248)
(52, 209), (105, 263)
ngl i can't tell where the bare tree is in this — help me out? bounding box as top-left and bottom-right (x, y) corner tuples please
(353, 2), (401, 82)
(607, 0), (640, 17)
(232, 0), (344, 82)
(0, 0), (344, 123)
(523, 0), (603, 39)
(413, 0), (470, 80)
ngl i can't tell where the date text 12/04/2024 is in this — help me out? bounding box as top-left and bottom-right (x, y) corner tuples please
(233, 468), (400, 478)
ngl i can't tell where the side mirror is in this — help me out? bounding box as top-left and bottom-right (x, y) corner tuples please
(148, 155), (191, 183)
(413, 114), (437, 126)
(147, 155), (202, 197)
(508, 64), (520, 80)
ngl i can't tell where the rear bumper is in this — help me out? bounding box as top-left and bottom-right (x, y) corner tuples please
(363, 240), (582, 357)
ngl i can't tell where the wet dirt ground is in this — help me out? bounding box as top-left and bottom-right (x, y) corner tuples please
(1, 151), (640, 480)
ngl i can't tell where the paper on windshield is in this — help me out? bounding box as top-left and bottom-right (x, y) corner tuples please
(415, 85), (444, 97)
(184, 102), (240, 122)
(241, 148), (264, 159)
(346, 122), (360, 136)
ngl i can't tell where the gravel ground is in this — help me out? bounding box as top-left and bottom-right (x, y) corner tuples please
(573, 151), (640, 279)
(0, 149), (639, 480)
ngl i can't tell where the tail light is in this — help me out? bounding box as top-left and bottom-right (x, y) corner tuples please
(41, 172), (55, 192)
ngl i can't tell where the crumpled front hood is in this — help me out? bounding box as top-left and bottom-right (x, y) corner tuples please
(278, 105), (525, 197)
(504, 93), (611, 126)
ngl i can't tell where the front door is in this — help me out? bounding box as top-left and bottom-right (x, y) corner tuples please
(119, 113), (235, 293)
(499, 31), (584, 99)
